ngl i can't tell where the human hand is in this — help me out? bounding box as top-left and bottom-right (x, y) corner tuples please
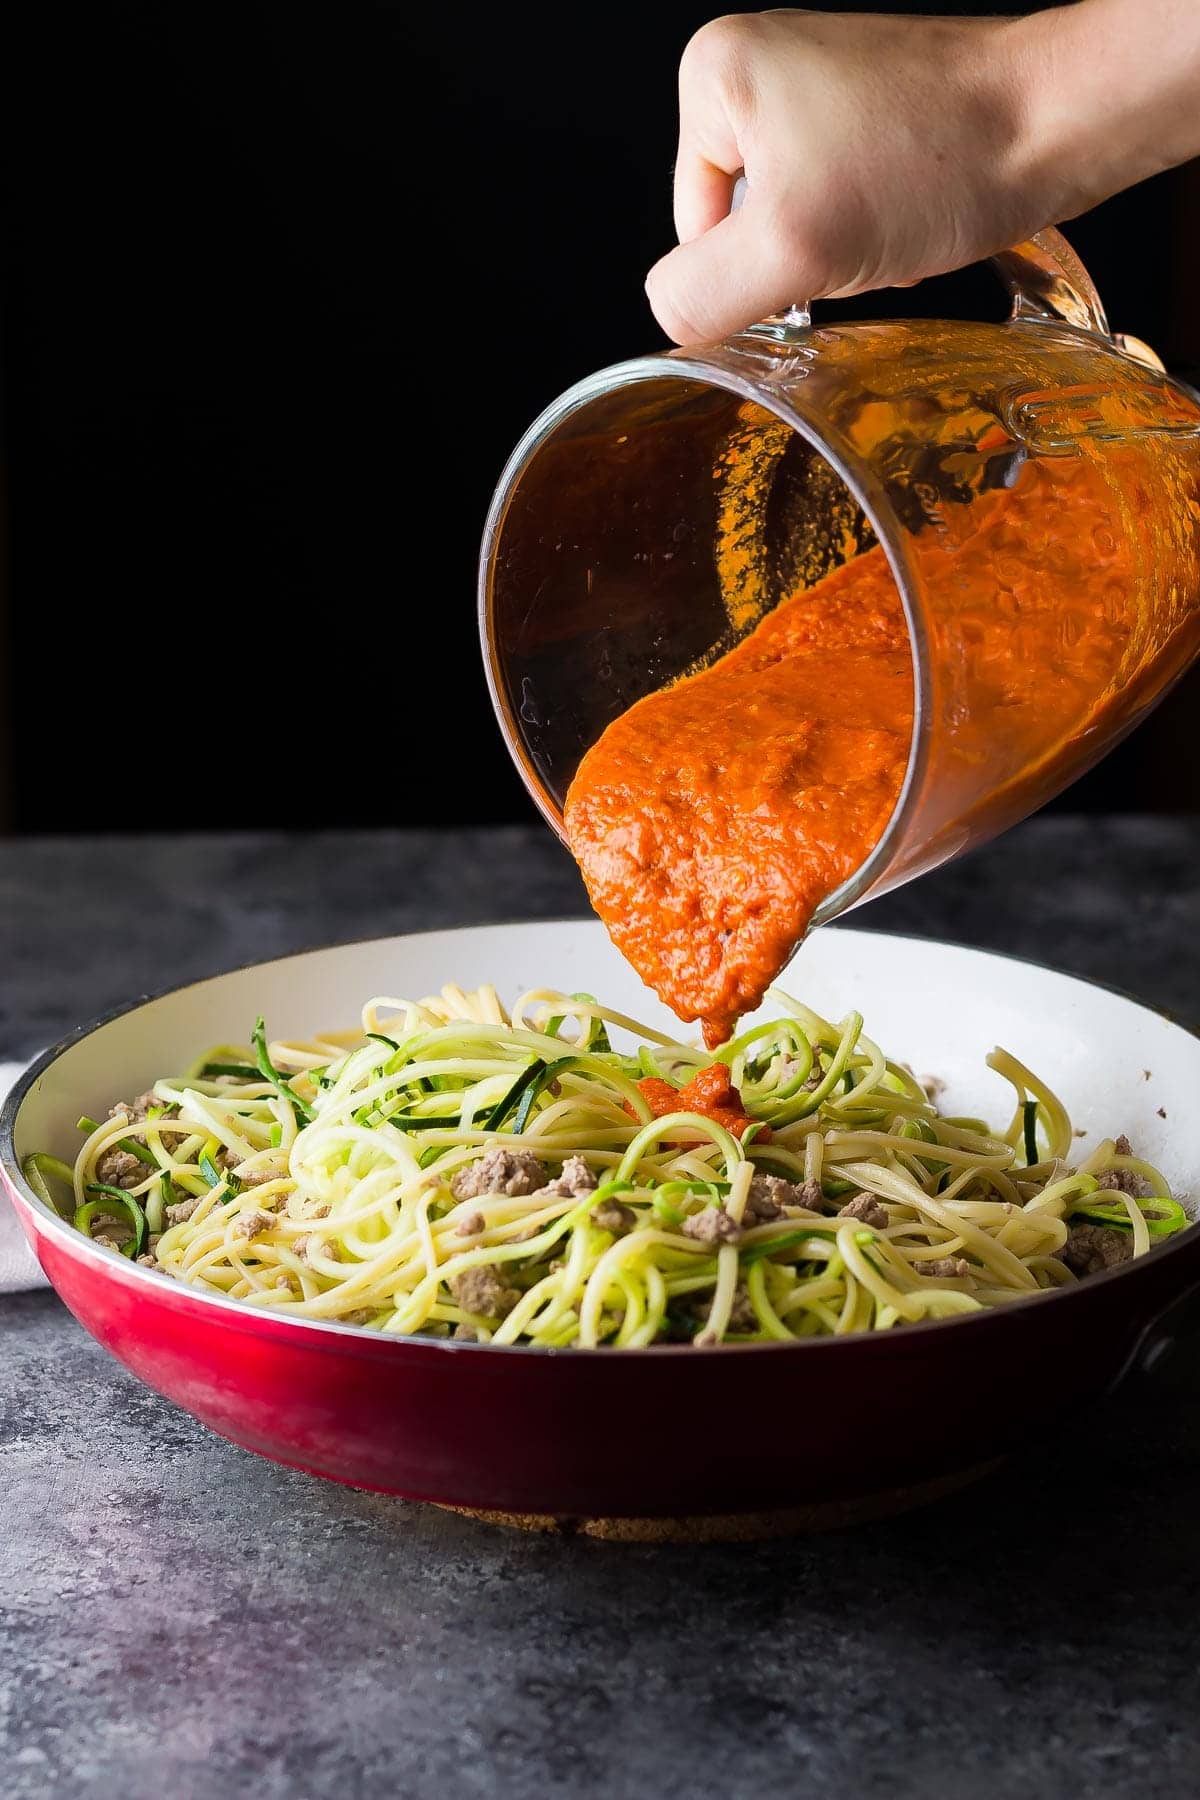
(645, 3), (1200, 344)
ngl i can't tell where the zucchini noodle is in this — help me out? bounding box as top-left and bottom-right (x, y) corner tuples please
(26, 984), (1190, 1346)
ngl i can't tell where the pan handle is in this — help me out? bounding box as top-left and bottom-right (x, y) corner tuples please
(1119, 1279), (1200, 1384)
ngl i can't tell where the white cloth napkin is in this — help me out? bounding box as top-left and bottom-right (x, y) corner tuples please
(0, 1061), (48, 1292)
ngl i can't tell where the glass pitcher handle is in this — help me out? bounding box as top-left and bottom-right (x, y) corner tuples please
(991, 228), (1111, 337)
(993, 229), (1166, 369)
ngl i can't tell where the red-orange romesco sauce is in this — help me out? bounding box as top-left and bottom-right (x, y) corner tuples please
(629, 1062), (770, 1143)
(564, 550), (913, 1046)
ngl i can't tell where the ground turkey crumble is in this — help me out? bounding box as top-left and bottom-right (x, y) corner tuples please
(88, 1212), (134, 1252)
(838, 1193), (889, 1230)
(238, 1164), (287, 1187)
(1096, 1135), (1154, 1198)
(93, 1148), (147, 1191)
(692, 1283), (758, 1343)
(96, 1092), (179, 1189)
(536, 1155), (597, 1199)
(1057, 1134), (1151, 1273)
(679, 1205), (741, 1244)
(681, 1172), (828, 1244)
(449, 1265), (522, 1319)
(450, 1148), (546, 1199)
(165, 1194), (206, 1226)
(590, 1197), (636, 1235)
(232, 1210), (279, 1240)
(920, 1256), (974, 1280)
(743, 1175), (788, 1222)
(1058, 1223), (1133, 1275)
(727, 1284), (757, 1331)
(110, 1092), (169, 1124)
(749, 1174), (826, 1215)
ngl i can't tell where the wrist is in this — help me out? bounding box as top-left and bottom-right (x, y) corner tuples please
(1014, 0), (1200, 222)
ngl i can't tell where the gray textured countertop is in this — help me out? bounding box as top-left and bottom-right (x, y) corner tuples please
(3, 817), (1200, 1800)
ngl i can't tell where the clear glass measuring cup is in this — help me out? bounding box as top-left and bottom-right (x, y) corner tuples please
(479, 229), (1200, 925)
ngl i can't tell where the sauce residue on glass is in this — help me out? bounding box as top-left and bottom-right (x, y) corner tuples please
(564, 548), (913, 1046)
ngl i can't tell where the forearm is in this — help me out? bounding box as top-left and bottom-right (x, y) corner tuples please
(1019, 0), (1200, 220)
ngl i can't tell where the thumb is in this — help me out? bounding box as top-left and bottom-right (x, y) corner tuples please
(645, 203), (806, 346)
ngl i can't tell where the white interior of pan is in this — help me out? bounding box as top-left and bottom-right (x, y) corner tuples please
(9, 922), (1199, 1211)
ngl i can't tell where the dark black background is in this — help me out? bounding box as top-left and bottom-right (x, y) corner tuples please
(2, 0), (1198, 833)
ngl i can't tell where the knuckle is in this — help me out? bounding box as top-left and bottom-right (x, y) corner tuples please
(681, 13), (760, 90)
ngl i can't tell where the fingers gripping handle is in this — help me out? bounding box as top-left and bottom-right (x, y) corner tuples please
(730, 174), (811, 330)
(731, 173), (1113, 345)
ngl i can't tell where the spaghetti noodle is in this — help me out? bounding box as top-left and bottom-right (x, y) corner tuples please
(25, 984), (1187, 1345)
